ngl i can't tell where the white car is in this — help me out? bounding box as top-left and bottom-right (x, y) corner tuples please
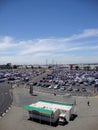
(54, 84), (59, 89)
(48, 85), (53, 89)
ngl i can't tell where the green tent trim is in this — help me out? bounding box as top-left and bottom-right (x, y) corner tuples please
(23, 105), (53, 115)
(39, 99), (73, 106)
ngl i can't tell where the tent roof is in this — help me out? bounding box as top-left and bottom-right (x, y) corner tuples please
(23, 105), (53, 115)
(39, 99), (73, 106)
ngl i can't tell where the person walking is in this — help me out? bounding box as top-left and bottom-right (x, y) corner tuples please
(87, 101), (90, 106)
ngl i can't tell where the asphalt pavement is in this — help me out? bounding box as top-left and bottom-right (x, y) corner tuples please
(0, 82), (13, 116)
(0, 86), (98, 130)
(0, 69), (50, 113)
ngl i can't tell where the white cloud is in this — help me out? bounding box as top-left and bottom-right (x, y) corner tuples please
(19, 29), (98, 55)
(0, 36), (18, 50)
(0, 28), (98, 64)
(65, 29), (98, 41)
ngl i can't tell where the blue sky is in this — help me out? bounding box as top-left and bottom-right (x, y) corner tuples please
(0, 0), (98, 64)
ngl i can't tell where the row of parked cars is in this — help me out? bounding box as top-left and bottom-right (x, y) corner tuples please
(30, 69), (98, 95)
(0, 69), (45, 83)
(31, 80), (87, 92)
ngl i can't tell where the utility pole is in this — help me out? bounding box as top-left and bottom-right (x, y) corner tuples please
(46, 59), (48, 67)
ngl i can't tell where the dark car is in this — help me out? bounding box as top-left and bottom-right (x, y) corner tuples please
(81, 87), (87, 92)
(32, 82), (37, 86)
(67, 87), (73, 91)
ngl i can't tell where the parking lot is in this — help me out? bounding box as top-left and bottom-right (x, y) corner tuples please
(0, 68), (98, 130)
(1, 68), (98, 98)
(27, 68), (98, 97)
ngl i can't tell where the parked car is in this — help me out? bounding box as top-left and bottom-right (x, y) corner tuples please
(67, 87), (73, 91)
(32, 82), (37, 86)
(54, 84), (60, 89)
(74, 88), (80, 92)
(60, 86), (66, 91)
(48, 85), (53, 89)
(81, 87), (87, 92)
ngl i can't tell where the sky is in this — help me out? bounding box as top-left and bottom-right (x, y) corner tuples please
(0, 0), (98, 65)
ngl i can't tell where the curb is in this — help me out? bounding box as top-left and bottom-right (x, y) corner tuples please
(2, 113), (6, 117)
(0, 105), (12, 119)
(0, 90), (13, 119)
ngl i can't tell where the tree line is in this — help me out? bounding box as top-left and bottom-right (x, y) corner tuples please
(0, 63), (18, 69)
